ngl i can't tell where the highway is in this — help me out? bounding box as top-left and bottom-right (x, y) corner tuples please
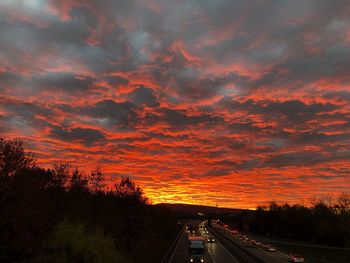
(169, 223), (240, 263)
(210, 224), (289, 263)
(168, 221), (293, 263)
(166, 220), (348, 263)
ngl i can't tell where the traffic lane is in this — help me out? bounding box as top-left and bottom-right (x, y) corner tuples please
(213, 226), (288, 263)
(207, 239), (240, 263)
(208, 228), (258, 263)
(170, 230), (190, 263)
(170, 231), (213, 263)
(239, 232), (322, 263)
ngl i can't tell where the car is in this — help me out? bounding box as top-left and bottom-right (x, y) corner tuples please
(207, 236), (215, 243)
(264, 244), (276, 252)
(289, 254), (304, 262)
(187, 229), (195, 235)
(251, 240), (261, 246)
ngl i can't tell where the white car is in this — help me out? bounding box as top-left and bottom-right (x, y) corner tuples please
(264, 244), (276, 252)
(207, 236), (215, 243)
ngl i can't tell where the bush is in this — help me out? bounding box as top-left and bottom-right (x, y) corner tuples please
(42, 220), (131, 263)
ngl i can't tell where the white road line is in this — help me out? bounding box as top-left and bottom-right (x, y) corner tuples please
(217, 241), (240, 263)
(169, 230), (185, 263)
(209, 231), (240, 263)
(208, 246), (217, 263)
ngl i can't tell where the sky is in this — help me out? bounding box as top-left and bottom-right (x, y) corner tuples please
(0, 0), (350, 209)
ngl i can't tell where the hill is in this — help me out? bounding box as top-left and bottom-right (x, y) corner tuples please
(155, 203), (246, 215)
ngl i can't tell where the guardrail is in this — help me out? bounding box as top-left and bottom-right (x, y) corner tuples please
(160, 225), (185, 263)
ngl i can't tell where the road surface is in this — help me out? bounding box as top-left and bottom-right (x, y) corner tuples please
(169, 224), (240, 263)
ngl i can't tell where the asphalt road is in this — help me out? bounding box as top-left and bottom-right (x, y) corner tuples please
(169, 222), (242, 263)
(169, 221), (338, 263)
(169, 230), (241, 263)
(211, 225), (289, 263)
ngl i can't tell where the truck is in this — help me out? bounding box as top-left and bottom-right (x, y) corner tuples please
(188, 236), (206, 262)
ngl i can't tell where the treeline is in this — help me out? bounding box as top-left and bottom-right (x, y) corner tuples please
(239, 199), (350, 247)
(0, 138), (180, 262)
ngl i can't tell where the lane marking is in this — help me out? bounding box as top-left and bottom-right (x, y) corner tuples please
(169, 229), (186, 263)
(209, 230), (240, 263)
(208, 245), (217, 263)
(217, 241), (240, 263)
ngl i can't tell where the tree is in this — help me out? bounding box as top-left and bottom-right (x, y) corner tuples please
(114, 176), (147, 204)
(336, 194), (350, 213)
(0, 138), (35, 178)
(51, 162), (71, 188)
(42, 220), (131, 263)
(69, 167), (88, 191)
(90, 167), (105, 192)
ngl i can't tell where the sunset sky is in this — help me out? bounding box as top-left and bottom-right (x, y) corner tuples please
(1, 0), (350, 208)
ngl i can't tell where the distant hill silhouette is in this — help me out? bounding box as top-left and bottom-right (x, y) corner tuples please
(155, 203), (246, 215)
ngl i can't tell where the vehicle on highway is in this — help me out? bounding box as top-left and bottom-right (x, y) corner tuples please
(188, 236), (206, 262)
(207, 236), (215, 243)
(251, 240), (261, 246)
(187, 224), (196, 235)
(288, 254), (305, 262)
(264, 244), (276, 252)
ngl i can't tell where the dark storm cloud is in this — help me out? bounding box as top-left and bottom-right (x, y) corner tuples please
(263, 152), (328, 168)
(160, 108), (223, 127)
(296, 132), (350, 145)
(32, 73), (96, 93)
(174, 72), (250, 100)
(260, 100), (340, 121)
(128, 86), (160, 107)
(0, 7), (92, 65)
(0, 97), (54, 128)
(218, 97), (341, 126)
(253, 44), (350, 91)
(264, 149), (350, 168)
(2, 100), (53, 118)
(104, 76), (129, 87)
(80, 100), (139, 128)
(40, 7), (97, 46)
(323, 91), (350, 101)
(0, 69), (22, 86)
(201, 168), (233, 177)
(227, 122), (263, 134)
(2, 0), (350, 98)
(237, 159), (261, 170)
(49, 126), (106, 146)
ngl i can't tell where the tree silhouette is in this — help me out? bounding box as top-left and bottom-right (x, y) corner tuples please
(0, 138), (179, 262)
(90, 167), (105, 192)
(69, 167), (88, 191)
(114, 176), (147, 204)
(0, 138), (35, 178)
(51, 162), (71, 188)
(243, 198), (350, 247)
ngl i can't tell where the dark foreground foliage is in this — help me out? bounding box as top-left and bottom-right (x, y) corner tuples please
(238, 198), (350, 247)
(0, 138), (180, 262)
